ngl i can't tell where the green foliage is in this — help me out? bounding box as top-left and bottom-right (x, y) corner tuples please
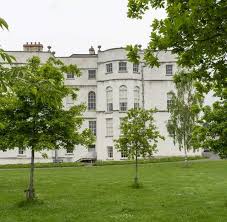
(167, 72), (203, 156)
(0, 56), (94, 152)
(192, 101), (227, 158)
(0, 17), (15, 63)
(127, 0), (227, 156)
(94, 156), (205, 166)
(115, 108), (164, 159)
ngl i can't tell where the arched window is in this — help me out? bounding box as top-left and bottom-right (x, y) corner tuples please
(106, 86), (113, 112)
(119, 86), (127, 111)
(134, 86), (140, 108)
(88, 91), (96, 110)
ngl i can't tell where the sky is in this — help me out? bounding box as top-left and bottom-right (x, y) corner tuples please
(1, 0), (166, 56)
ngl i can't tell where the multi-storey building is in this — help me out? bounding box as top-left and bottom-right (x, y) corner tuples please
(0, 43), (200, 164)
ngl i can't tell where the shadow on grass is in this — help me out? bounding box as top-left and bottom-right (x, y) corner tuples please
(130, 182), (143, 189)
(17, 198), (44, 208)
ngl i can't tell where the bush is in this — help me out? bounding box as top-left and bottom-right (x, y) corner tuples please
(0, 156), (206, 169)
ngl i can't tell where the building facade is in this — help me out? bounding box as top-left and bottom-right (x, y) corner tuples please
(0, 43), (201, 164)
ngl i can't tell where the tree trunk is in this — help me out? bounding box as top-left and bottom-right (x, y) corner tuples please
(134, 148), (139, 185)
(183, 146), (188, 165)
(26, 149), (35, 200)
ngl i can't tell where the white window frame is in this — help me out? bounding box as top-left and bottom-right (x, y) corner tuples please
(134, 86), (140, 108)
(106, 86), (113, 112)
(166, 64), (173, 76)
(88, 70), (96, 80)
(119, 86), (127, 112)
(119, 62), (127, 72)
(133, 63), (139, 73)
(66, 73), (75, 79)
(107, 146), (113, 158)
(167, 93), (173, 112)
(106, 63), (113, 73)
(18, 148), (24, 155)
(89, 120), (96, 136)
(88, 91), (96, 111)
(106, 118), (113, 137)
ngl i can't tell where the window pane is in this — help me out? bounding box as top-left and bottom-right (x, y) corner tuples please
(106, 87), (113, 112)
(106, 118), (113, 136)
(88, 70), (96, 79)
(89, 121), (96, 136)
(119, 62), (127, 72)
(133, 64), (139, 73)
(119, 86), (127, 111)
(107, 146), (113, 158)
(134, 86), (140, 108)
(106, 63), (113, 73)
(166, 65), (173, 75)
(67, 73), (74, 79)
(88, 91), (96, 110)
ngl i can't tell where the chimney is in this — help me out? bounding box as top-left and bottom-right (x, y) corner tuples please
(89, 46), (95, 55)
(23, 42), (43, 52)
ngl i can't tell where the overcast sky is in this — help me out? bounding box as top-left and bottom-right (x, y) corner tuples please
(1, 0), (166, 56)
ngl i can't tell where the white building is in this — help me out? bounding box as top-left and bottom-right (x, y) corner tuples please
(0, 43), (201, 164)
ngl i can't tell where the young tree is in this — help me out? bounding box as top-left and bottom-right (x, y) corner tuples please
(0, 56), (94, 200)
(126, 0), (227, 157)
(166, 72), (202, 163)
(114, 108), (164, 186)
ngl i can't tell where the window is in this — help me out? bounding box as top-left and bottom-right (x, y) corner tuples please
(88, 70), (96, 79)
(66, 148), (73, 154)
(167, 93), (173, 112)
(133, 64), (139, 73)
(88, 91), (96, 110)
(106, 118), (113, 137)
(88, 144), (96, 152)
(106, 86), (113, 112)
(166, 65), (173, 76)
(89, 121), (96, 136)
(66, 73), (74, 79)
(106, 63), (113, 73)
(66, 96), (74, 108)
(107, 146), (113, 158)
(18, 148), (24, 155)
(119, 117), (124, 134)
(119, 86), (127, 111)
(121, 151), (127, 158)
(119, 62), (127, 72)
(134, 86), (140, 108)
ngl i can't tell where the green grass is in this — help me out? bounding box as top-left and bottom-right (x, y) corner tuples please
(0, 160), (227, 222)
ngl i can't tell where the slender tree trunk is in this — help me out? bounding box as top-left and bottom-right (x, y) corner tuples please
(134, 148), (139, 185)
(183, 146), (188, 165)
(26, 149), (35, 200)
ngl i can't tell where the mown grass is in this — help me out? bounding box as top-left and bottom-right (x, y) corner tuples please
(0, 160), (227, 222)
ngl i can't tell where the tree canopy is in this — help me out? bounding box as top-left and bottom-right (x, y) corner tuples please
(0, 56), (94, 200)
(115, 108), (164, 185)
(127, 0), (227, 156)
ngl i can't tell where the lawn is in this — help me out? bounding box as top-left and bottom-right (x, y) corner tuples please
(0, 160), (227, 222)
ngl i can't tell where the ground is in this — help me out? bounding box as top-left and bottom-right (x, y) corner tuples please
(0, 160), (227, 222)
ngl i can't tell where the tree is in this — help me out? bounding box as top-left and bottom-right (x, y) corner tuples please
(166, 72), (202, 163)
(0, 17), (15, 63)
(114, 108), (164, 186)
(0, 56), (94, 200)
(127, 0), (227, 156)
